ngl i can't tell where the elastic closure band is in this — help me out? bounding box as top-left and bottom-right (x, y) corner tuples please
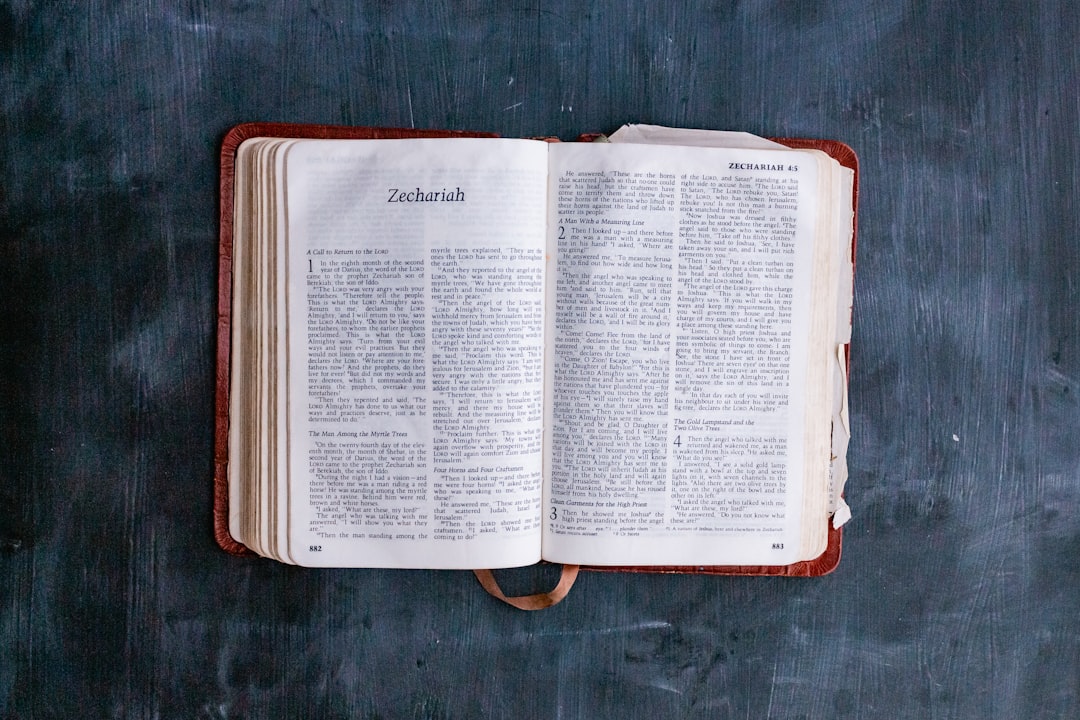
(473, 565), (580, 610)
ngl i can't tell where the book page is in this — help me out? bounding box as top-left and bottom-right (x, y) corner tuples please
(609, 126), (851, 528)
(542, 142), (831, 566)
(280, 138), (549, 568)
(611, 126), (856, 528)
(606, 123), (789, 150)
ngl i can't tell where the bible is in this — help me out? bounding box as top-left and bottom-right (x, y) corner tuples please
(215, 123), (857, 583)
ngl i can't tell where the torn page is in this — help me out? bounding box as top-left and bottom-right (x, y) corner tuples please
(607, 124), (789, 150)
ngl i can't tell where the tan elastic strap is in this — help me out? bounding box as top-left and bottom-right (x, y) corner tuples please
(473, 565), (580, 610)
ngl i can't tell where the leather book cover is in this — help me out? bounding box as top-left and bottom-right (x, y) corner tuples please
(215, 124), (857, 577)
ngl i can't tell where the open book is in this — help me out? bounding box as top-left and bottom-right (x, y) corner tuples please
(216, 123), (856, 577)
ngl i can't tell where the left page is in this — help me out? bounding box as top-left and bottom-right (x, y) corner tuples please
(279, 137), (550, 568)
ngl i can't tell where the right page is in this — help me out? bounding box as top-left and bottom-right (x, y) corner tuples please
(541, 140), (845, 567)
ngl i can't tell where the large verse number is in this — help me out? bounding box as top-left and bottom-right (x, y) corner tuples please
(673, 435), (681, 447)
(558, 225), (566, 240)
(549, 506), (558, 521)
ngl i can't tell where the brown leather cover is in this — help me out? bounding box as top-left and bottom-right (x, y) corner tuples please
(214, 125), (858, 577)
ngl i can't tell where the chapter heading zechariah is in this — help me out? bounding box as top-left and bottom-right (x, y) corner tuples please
(387, 187), (466, 203)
